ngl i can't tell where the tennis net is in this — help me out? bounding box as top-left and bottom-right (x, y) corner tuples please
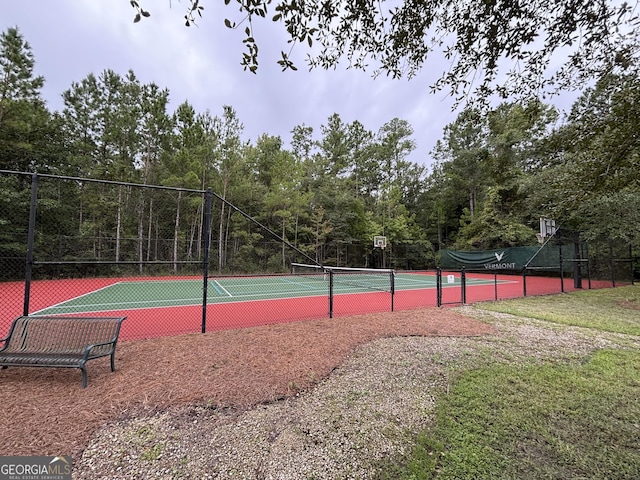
(291, 263), (395, 293)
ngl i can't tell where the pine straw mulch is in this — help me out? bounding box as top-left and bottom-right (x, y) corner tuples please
(0, 307), (495, 459)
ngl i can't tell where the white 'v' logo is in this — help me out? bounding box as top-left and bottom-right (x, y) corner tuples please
(495, 251), (505, 261)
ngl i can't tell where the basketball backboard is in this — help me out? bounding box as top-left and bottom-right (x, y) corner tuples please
(373, 235), (387, 249)
(539, 217), (557, 238)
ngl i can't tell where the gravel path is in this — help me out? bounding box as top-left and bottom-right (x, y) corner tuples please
(74, 307), (640, 479)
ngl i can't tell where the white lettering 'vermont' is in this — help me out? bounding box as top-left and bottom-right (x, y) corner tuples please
(483, 262), (517, 270)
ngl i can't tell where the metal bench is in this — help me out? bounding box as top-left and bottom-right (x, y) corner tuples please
(0, 316), (126, 388)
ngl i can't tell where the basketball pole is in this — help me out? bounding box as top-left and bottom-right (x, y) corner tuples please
(523, 219), (559, 297)
(524, 220), (559, 271)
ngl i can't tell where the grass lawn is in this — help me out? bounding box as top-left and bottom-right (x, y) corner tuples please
(479, 285), (640, 336)
(383, 285), (640, 480)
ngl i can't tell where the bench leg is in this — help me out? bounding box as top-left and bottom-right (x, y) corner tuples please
(110, 353), (116, 372)
(81, 367), (88, 388)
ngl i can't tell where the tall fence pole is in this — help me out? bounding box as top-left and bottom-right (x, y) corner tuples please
(630, 244), (635, 286)
(328, 271), (334, 318)
(609, 239), (616, 287)
(390, 270), (395, 312)
(559, 243), (564, 293)
(201, 188), (212, 333)
(23, 173), (39, 316)
(573, 232), (582, 289)
(461, 266), (466, 304)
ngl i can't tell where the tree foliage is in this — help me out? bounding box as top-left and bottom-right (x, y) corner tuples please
(526, 73), (640, 243)
(2, 26), (639, 276)
(133, 0), (640, 103)
(0, 27), (49, 172)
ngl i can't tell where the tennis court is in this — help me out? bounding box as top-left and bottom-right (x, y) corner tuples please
(29, 272), (505, 317)
(3, 271), (591, 341)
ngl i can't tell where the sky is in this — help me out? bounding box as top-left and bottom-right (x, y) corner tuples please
(1, 1), (576, 170)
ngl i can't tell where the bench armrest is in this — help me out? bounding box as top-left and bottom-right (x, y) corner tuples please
(82, 339), (119, 360)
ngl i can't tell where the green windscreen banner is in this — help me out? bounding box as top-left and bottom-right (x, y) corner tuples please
(441, 245), (574, 271)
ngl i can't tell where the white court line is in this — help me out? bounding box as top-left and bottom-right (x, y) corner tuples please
(280, 277), (325, 290)
(41, 296), (204, 312)
(30, 281), (125, 315)
(211, 279), (233, 297)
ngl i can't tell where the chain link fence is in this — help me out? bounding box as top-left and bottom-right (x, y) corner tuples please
(2, 170), (634, 340)
(0, 171), (441, 340)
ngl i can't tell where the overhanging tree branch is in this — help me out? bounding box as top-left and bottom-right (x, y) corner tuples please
(131, 0), (640, 104)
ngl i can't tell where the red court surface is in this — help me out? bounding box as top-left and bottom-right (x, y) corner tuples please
(0, 273), (618, 341)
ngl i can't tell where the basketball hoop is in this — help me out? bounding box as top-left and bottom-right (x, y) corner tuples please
(539, 217), (557, 238)
(373, 235), (387, 249)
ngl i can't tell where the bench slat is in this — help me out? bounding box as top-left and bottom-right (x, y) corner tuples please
(0, 352), (85, 366)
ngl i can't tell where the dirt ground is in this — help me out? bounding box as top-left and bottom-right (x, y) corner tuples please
(0, 307), (495, 458)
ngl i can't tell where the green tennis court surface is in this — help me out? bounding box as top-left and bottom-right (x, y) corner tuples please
(33, 273), (499, 316)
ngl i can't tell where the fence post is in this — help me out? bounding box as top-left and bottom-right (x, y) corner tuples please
(436, 268), (442, 307)
(631, 244), (635, 286)
(328, 270), (334, 318)
(390, 270), (395, 312)
(461, 266), (466, 304)
(201, 188), (212, 333)
(609, 238), (616, 287)
(559, 243), (564, 293)
(573, 232), (582, 289)
(23, 173), (39, 316)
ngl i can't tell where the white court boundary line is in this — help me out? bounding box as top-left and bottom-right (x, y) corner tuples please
(210, 279), (233, 297)
(30, 281), (124, 315)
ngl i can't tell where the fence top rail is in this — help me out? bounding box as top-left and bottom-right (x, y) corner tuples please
(0, 169), (207, 194)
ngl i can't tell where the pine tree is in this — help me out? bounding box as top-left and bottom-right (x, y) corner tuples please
(0, 27), (44, 129)
(0, 27), (46, 171)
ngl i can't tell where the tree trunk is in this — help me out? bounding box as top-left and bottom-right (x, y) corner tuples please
(146, 198), (153, 261)
(218, 180), (228, 274)
(173, 190), (182, 273)
(137, 196), (145, 273)
(115, 185), (123, 262)
(282, 219), (286, 269)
